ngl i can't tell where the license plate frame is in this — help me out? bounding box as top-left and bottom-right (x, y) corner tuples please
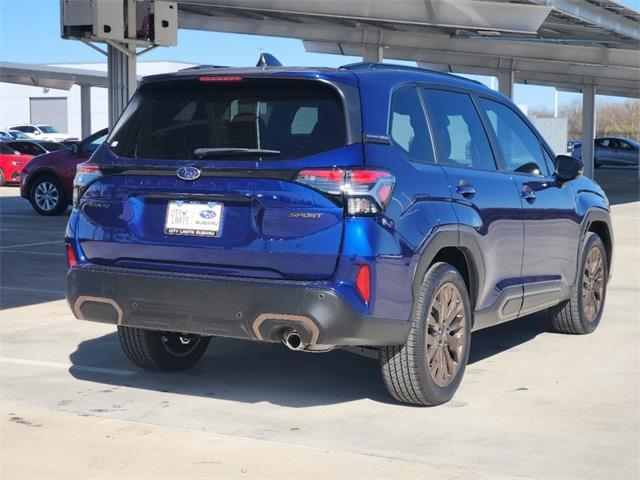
(164, 200), (223, 237)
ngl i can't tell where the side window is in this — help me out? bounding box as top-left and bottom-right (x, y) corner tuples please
(0, 144), (15, 154)
(422, 89), (496, 171)
(83, 134), (108, 155)
(479, 98), (549, 176)
(619, 140), (633, 151)
(389, 87), (434, 164)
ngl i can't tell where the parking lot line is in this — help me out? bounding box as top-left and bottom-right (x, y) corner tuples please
(0, 356), (136, 376)
(1, 286), (66, 294)
(0, 240), (64, 250)
(0, 250), (66, 257)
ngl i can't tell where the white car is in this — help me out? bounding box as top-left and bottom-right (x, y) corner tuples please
(7, 124), (77, 143)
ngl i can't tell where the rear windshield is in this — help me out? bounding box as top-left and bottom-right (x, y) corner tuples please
(109, 78), (346, 160)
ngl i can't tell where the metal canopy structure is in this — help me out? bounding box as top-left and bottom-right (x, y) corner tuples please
(176, 0), (640, 99)
(171, 0), (640, 177)
(0, 61), (112, 137)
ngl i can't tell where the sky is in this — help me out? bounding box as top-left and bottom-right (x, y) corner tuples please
(0, 0), (636, 110)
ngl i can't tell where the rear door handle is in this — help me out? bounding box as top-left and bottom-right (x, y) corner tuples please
(521, 186), (536, 202)
(456, 182), (476, 198)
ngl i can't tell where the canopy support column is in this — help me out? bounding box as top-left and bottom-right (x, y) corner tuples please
(80, 84), (91, 139)
(107, 43), (136, 128)
(498, 69), (514, 99)
(581, 83), (596, 179)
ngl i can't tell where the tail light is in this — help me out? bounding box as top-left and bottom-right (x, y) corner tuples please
(294, 168), (395, 216)
(66, 244), (77, 268)
(73, 162), (102, 207)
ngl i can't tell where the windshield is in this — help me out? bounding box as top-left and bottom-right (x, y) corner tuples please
(109, 78), (346, 161)
(37, 125), (57, 133)
(9, 130), (30, 139)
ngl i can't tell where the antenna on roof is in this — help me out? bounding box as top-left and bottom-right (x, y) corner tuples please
(257, 53), (282, 67)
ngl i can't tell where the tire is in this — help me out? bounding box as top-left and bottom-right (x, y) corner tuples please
(29, 175), (67, 216)
(0, 169), (5, 186)
(379, 262), (472, 406)
(117, 326), (211, 372)
(549, 232), (607, 334)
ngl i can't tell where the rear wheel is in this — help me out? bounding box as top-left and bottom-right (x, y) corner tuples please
(549, 232), (607, 334)
(117, 326), (210, 372)
(0, 169), (5, 186)
(29, 175), (67, 215)
(379, 262), (472, 406)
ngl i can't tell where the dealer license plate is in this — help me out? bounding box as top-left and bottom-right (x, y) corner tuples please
(164, 200), (223, 237)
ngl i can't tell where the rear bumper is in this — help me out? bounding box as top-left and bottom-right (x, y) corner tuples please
(66, 265), (410, 348)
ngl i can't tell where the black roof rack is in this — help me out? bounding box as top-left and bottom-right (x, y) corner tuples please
(339, 62), (484, 86)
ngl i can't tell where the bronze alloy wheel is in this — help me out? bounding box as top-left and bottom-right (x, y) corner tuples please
(426, 282), (467, 387)
(582, 246), (605, 322)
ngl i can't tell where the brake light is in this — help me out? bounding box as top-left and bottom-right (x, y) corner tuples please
(73, 162), (103, 207)
(294, 168), (395, 216)
(198, 76), (244, 82)
(356, 264), (371, 303)
(66, 244), (77, 268)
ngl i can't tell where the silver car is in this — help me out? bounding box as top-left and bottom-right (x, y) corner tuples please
(572, 137), (639, 168)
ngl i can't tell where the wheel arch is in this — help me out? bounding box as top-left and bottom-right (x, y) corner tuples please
(412, 229), (485, 312)
(580, 208), (613, 278)
(26, 169), (66, 199)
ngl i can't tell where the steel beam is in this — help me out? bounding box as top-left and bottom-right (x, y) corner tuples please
(176, 0), (552, 33)
(581, 84), (596, 179)
(80, 84), (92, 139)
(363, 45), (383, 63)
(538, 0), (640, 41)
(497, 69), (514, 99)
(106, 44), (137, 128)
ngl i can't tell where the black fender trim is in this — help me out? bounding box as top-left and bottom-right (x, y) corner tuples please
(411, 227), (485, 314)
(578, 208), (613, 285)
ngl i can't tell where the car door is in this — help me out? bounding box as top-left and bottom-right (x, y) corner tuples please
(421, 88), (524, 328)
(617, 139), (640, 166)
(477, 96), (580, 316)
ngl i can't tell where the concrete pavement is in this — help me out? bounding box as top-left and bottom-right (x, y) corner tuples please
(0, 168), (638, 479)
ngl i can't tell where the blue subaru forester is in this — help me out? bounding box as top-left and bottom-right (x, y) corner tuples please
(66, 63), (612, 406)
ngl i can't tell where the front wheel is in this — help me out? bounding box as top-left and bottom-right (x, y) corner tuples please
(549, 233), (607, 334)
(380, 262), (472, 406)
(117, 326), (210, 372)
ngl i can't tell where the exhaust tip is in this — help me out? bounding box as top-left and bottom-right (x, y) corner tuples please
(282, 329), (305, 351)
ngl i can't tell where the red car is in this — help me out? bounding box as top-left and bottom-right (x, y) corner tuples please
(0, 143), (33, 185)
(20, 128), (108, 215)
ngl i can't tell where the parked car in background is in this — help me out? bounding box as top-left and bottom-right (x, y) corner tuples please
(0, 143), (33, 185)
(7, 124), (77, 143)
(567, 140), (580, 152)
(0, 132), (13, 142)
(66, 64), (612, 406)
(0, 129), (36, 140)
(572, 137), (639, 167)
(20, 128), (107, 215)
(6, 140), (67, 157)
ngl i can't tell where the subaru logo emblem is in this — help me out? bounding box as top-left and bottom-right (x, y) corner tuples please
(176, 166), (201, 181)
(199, 210), (217, 219)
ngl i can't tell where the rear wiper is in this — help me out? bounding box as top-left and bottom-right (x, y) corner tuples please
(194, 147), (281, 158)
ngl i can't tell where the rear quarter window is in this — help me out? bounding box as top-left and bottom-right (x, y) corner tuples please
(109, 78), (347, 161)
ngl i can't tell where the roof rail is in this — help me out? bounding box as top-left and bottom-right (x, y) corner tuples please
(340, 62), (484, 86)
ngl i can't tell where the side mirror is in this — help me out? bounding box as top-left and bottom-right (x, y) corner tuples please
(33, 130), (41, 135)
(555, 155), (583, 181)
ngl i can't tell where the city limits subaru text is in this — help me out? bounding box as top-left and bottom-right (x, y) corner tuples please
(66, 63), (612, 406)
